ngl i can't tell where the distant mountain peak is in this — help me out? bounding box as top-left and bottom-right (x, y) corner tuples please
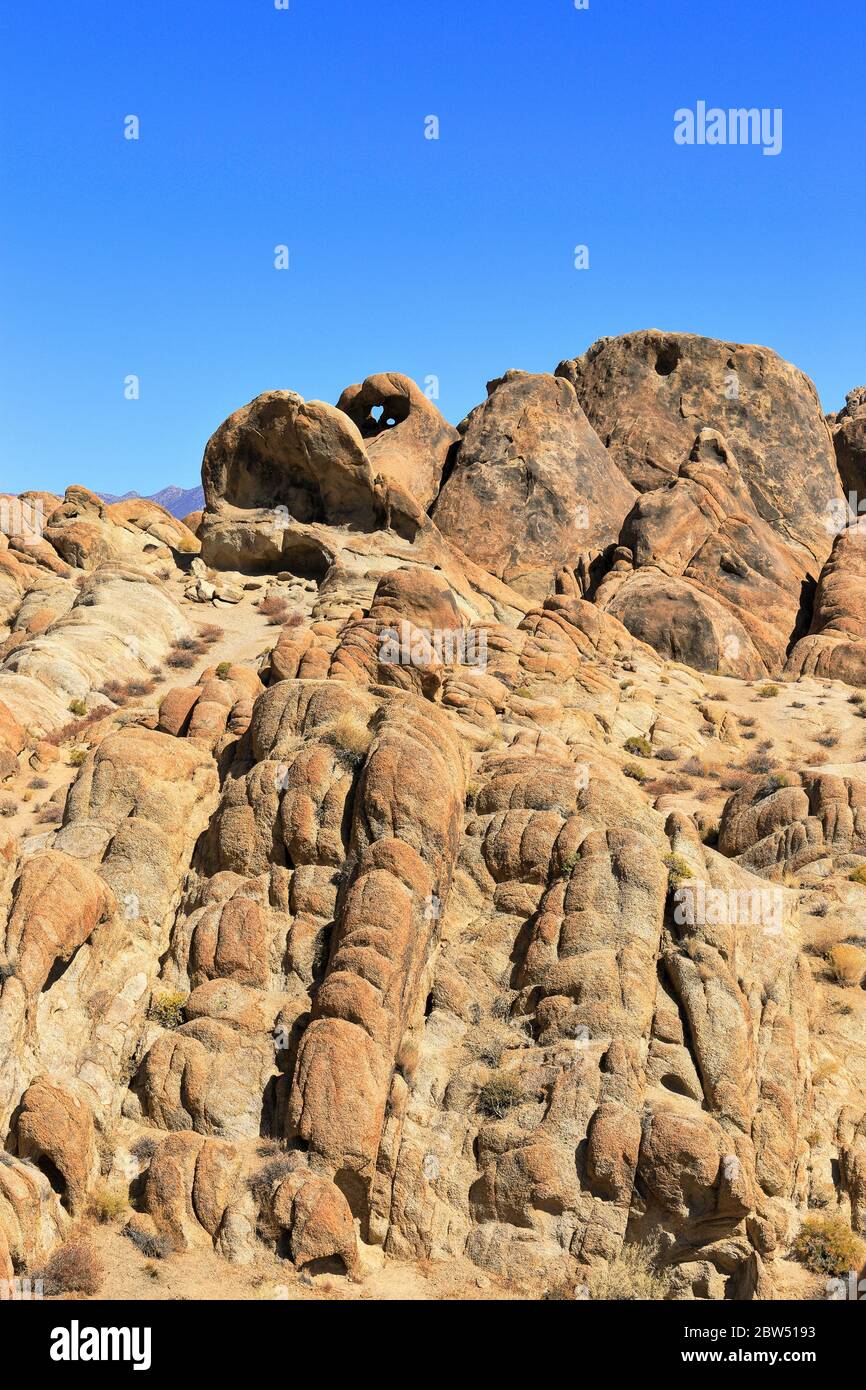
(97, 484), (204, 518)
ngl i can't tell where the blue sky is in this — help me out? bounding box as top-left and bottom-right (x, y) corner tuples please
(1, 0), (864, 496)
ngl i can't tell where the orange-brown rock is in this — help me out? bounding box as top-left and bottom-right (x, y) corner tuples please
(432, 370), (636, 601)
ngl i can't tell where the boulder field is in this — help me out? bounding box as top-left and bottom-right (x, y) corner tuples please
(2, 336), (866, 1301)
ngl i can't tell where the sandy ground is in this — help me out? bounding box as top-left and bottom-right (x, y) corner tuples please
(49, 1225), (519, 1302)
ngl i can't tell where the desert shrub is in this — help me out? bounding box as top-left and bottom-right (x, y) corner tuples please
(199, 623), (224, 643)
(68, 747), (88, 767)
(561, 849), (580, 878)
(258, 594), (292, 625)
(745, 753), (777, 775)
(122, 1222), (172, 1261)
(41, 705), (113, 748)
(586, 1242), (672, 1301)
(623, 735), (652, 758)
(166, 650), (196, 669)
(753, 772), (798, 802)
(757, 684), (780, 699)
(623, 762), (650, 783)
(647, 776), (691, 797)
(99, 678), (127, 702)
(477, 1074), (523, 1118)
(827, 943), (866, 987)
(739, 716), (757, 727)
(148, 990), (187, 1029)
(720, 771), (748, 792)
(655, 748), (679, 762)
(664, 853), (693, 888)
(0, 798), (18, 818)
(39, 1237), (104, 1296)
(464, 1022), (523, 1068)
(249, 1153), (305, 1200)
(320, 713), (373, 764)
(125, 678), (156, 698)
(87, 1185), (129, 1224)
(792, 1215), (865, 1276)
(215, 661), (231, 679)
(680, 756), (705, 777)
(131, 1135), (158, 1163)
(283, 610), (305, 628)
(28, 777), (50, 791)
(816, 733), (839, 748)
(848, 865), (866, 886)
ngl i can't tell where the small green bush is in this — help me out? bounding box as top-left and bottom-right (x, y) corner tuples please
(216, 661), (231, 679)
(792, 1215), (865, 1276)
(664, 852), (693, 889)
(623, 736), (652, 758)
(623, 762), (649, 783)
(68, 698), (88, 717)
(756, 684), (780, 699)
(148, 990), (188, 1029)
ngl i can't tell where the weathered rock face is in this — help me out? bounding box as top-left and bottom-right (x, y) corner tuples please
(202, 392), (378, 524)
(4, 332), (866, 1302)
(557, 331), (842, 565)
(718, 768), (866, 874)
(432, 371), (636, 601)
(337, 372), (458, 509)
(593, 430), (811, 676)
(786, 517), (866, 683)
(829, 387), (866, 498)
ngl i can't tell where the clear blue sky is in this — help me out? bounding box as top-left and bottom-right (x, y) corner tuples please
(1, 0), (864, 496)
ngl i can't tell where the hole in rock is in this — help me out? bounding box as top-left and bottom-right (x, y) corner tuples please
(35, 1154), (69, 1208)
(371, 405), (384, 423)
(299, 1255), (348, 1278)
(279, 539), (331, 583)
(654, 343), (681, 377)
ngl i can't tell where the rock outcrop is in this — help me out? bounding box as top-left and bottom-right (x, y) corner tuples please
(557, 331), (842, 566)
(3, 331), (866, 1303)
(593, 430), (812, 676)
(432, 370), (636, 600)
